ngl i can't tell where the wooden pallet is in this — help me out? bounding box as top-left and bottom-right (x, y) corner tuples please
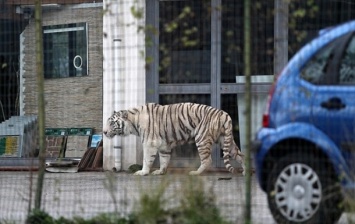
(78, 140), (103, 171)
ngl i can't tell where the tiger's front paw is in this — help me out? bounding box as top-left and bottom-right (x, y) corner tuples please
(188, 170), (201, 176)
(134, 170), (149, 176)
(151, 170), (166, 175)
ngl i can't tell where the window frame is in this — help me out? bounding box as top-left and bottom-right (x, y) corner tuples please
(339, 33), (355, 85)
(43, 22), (88, 79)
(300, 32), (353, 86)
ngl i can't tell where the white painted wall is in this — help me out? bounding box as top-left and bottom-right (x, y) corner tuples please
(236, 75), (273, 152)
(103, 0), (146, 171)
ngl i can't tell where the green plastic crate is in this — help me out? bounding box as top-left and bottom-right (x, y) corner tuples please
(68, 128), (93, 136)
(0, 137), (5, 155)
(45, 128), (68, 136)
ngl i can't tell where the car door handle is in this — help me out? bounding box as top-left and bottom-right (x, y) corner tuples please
(321, 97), (346, 110)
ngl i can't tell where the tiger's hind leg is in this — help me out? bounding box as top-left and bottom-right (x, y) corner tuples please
(236, 153), (245, 176)
(189, 140), (213, 175)
(229, 141), (246, 176)
(220, 136), (246, 175)
(233, 144), (245, 176)
(151, 148), (172, 175)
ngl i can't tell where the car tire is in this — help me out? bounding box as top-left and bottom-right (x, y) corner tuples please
(266, 153), (343, 224)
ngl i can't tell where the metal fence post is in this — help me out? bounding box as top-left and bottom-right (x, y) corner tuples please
(34, 0), (46, 210)
(244, 0), (252, 223)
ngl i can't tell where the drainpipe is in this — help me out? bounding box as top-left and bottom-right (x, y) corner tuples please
(113, 145), (122, 171)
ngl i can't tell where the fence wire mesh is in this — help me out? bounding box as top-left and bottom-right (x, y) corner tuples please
(1, 0), (355, 223)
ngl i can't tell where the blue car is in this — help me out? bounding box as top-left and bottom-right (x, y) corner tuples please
(254, 20), (355, 224)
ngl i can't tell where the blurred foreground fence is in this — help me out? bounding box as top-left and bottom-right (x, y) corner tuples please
(1, 172), (275, 223)
(0, 0), (355, 223)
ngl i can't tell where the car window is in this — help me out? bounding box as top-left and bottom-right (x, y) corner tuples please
(300, 41), (338, 85)
(339, 35), (355, 84)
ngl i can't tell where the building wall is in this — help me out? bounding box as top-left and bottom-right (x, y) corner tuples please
(21, 4), (103, 133)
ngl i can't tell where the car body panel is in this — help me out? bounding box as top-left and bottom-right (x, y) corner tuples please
(313, 85), (355, 170)
(254, 122), (352, 191)
(255, 20), (355, 193)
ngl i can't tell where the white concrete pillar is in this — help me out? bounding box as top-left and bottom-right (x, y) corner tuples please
(103, 0), (146, 171)
(236, 75), (273, 152)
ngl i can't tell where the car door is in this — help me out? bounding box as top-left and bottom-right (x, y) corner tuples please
(311, 32), (355, 172)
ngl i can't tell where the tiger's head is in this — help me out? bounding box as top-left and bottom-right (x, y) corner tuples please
(103, 110), (129, 138)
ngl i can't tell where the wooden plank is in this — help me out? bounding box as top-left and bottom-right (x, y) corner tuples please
(77, 148), (96, 171)
(86, 149), (96, 168)
(92, 146), (103, 168)
(65, 135), (89, 158)
(77, 148), (91, 169)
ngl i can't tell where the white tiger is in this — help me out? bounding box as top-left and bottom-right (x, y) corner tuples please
(103, 103), (245, 176)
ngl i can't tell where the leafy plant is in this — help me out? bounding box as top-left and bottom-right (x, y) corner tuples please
(26, 210), (132, 224)
(177, 176), (229, 224)
(133, 178), (170, 224)
(132, 176), (229, 224)
(25, 209), (54, 224)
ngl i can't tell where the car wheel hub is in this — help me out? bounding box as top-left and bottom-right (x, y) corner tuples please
(274, 163), (322, 222)
(293, 184), (305, 199)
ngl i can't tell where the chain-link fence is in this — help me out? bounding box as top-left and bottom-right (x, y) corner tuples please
(1, 0), (355, 223)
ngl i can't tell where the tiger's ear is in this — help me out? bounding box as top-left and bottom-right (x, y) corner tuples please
(120, 110), (128, 120)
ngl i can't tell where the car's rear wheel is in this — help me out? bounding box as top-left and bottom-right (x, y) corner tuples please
(267, 153), (343, 224)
